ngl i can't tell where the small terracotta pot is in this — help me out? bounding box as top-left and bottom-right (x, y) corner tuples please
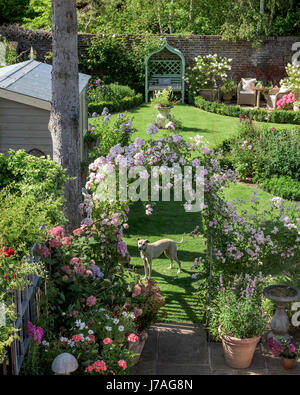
(282, 357), (296, 370)
(128, 332), (148, 365)
(218, 326), (261, 369)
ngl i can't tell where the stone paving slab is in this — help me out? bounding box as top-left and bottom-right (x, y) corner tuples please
(130, 322), (300, 375)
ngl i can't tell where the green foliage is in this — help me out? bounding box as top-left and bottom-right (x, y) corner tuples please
(88, 112), (134, 160)
(22, 0), (52, 30)
(88, 93), (143, 115)
(88, 82), (136, 103)
(0, 150), (66, 224)
(260, 176), (300, 201)
(0, 191), (56, 259)
(0, 0), (30, 24)
(194, 96), (300, 125)
(218, 122), (300, 200)
(0, 34), (29, 66)
(0, 150), (67, 198)
(80, 35), (162, 92)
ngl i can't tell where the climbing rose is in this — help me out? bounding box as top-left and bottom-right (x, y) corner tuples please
(48, 226), (65, 238)
(127, 333), (139, 343)
(86, 295), (97, 307)
(72, 334), (83, 343)
(132, 284), (142, 297)
(118, 360), (127, 370)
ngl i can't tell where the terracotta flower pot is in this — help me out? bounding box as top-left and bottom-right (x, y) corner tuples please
(282, 357), (296, 370)
(128, 332), (148, 365)
(218, 326), (261, 369)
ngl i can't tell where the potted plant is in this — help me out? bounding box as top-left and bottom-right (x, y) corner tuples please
(125, 279), (166, 365)
(267, 336), (298, 370)
(220, 78), (237, 102)
(209, 273), (267, 369)
(151, 87), (178, 128)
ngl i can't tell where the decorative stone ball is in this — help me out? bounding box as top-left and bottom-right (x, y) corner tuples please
(51, 352), (78, 375)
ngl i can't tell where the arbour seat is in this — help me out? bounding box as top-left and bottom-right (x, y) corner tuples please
(148, 75), (182, 92)
(145, 38), (185, 103)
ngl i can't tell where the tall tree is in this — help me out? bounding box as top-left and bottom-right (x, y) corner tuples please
(48, 0), (81, 231)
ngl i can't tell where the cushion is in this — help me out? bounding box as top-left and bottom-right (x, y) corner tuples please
(279, 85), (290, 93)
(241, 78), (256, 92)
(159, 78), (171, 86)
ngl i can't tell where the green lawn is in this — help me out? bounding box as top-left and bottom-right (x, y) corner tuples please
(89, 103), (294, 148)
(90, 104), (295, 324)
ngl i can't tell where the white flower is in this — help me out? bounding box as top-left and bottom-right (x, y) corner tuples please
(113, 318), (119, 324)
(130, 312), (135, 319)
(88, 329), (94, 335)
(118, 325), (124, 332)
(105, 326), (112, 331)
(122, 312), (128, 318)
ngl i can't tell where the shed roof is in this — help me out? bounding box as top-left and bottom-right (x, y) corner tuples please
(0, 60), (90, 104)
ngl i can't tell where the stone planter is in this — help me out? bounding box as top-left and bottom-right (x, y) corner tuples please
(282, 357), (296, 370)
(222, 93), (233, 103)
(156, 106), (172, 128)
(128, 332), (148, 365)
(198, 88), (218, 102)
(218, 326), (261, 369)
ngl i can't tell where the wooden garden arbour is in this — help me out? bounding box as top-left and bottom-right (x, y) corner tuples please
(145, 38), (185, 104)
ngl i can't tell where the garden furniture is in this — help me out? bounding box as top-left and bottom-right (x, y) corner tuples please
(267, 86), (291, 110)
(237, 78), (257, 107)
(251, 86), (265, 108)
(145, 38), (185, 104)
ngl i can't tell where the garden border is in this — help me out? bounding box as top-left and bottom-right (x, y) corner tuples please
(193, 96), (300, 125)
(88, 93), (143, 115)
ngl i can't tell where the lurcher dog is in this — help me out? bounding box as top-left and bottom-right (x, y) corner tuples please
(137, 234), (185, 279)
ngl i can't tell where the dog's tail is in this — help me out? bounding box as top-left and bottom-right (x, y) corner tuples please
(176, 233), (185, 244)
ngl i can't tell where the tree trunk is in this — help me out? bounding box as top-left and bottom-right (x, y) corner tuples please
(169, 0), (174, 34)
(49, 0), (81, 232)
(259, 0), (264, 13)
(189, 0), (193, 23)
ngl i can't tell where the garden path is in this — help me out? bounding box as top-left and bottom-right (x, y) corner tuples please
(130, 322), (300, 375)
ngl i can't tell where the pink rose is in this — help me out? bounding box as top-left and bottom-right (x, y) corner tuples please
(86, 295), (97, 307)
(103, 337), (113, 345)
(127, 333), (139, 342)
(49, 238), (61, 248)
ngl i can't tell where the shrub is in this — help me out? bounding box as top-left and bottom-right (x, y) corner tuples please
(194, 96), (300, 124)
(88, 81), (136, 103)
(260, 176), (300, 201)
(87, 109), (135, 159)
(88, 93), (143, 115)
(80, 35), (162, 92)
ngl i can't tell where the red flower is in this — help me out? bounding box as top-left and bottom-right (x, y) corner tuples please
(127, 333), (139, 343)
(72, 334), (83, 343)
(1, 248), (15, 257)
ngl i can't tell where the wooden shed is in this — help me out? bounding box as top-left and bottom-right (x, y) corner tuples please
(0, 60), (90, 158)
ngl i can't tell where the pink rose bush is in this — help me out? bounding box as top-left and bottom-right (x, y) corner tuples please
(276, 93), (296, 110)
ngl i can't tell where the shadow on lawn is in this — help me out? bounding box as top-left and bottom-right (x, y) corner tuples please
(131, 263), (202, 323)
(127, 244), (201, 263)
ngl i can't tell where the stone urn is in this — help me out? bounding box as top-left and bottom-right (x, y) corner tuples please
(156, 106), (172, 128)
(218, 326), (261, 369)
(128, 331), (148, 365)
(263, 285), (300, 341)
(222, 93), (233, 103)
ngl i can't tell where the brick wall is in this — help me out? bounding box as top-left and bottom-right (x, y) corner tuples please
(0, 25), (299, 83)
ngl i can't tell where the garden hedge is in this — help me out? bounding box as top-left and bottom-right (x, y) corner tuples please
(193, 96), (300, 125)
(88, 93), (143, 115)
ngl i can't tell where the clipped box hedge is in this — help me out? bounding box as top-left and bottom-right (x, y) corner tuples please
(88, 93), (143, 115)
(194, 96), (300, 125)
